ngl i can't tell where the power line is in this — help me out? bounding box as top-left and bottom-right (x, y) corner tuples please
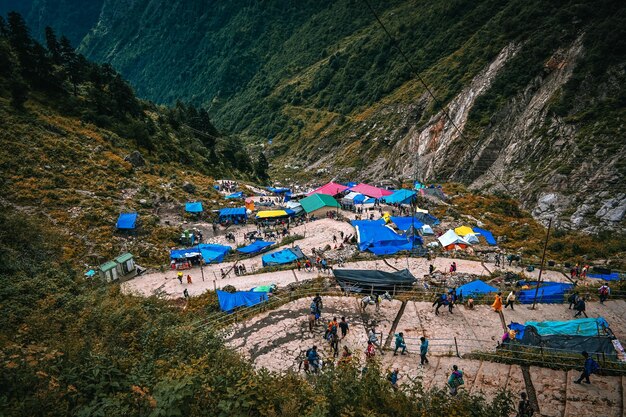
(361, 0), (514, 195)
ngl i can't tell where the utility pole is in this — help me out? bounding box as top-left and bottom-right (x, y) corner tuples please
(531, 218), (553, 309)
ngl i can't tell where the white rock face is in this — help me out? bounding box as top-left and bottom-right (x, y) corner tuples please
(595, 195), (626, 223)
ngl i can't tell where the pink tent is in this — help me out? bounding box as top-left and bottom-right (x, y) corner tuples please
(348, 183), (393, 199)
(307, 182), (348, 196)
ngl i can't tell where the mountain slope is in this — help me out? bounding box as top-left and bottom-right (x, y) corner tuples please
(5, 0), (626, 229)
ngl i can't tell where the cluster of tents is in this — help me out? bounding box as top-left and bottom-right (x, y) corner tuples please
(437, 226), (496, 250)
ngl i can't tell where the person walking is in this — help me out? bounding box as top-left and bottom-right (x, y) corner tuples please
(429, 264), (435, 275)
(365, 341), (376, 360)
(504, 290), (516, 310)
(388, 368), (400, 389)
(420, 336), (429, 365)
(186, 274), (192, 284)
(306, 346), (321, 373)
(329, 332), (339, 358)
(313, 293), (323, 320)
(393, 332), (407, 356)
(447, 365), (464, 396)
(599, 283), (610, 304)
(567, 292), (579, 309)
(574, 351), (600, 384)
(183, 288), (189, 299)
(339, 317), (349, 339)
(517, 392), (534, 416)
(177, 271), (183, 284)
(574, 296), (588, 318)
(492, 292), (503, 312)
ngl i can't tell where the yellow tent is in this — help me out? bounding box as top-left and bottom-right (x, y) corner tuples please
(454, 226), (474, 236)
(256, 210), (289, 219)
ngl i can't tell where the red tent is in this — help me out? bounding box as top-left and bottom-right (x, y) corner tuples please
(307, 182), (349, 196)
(348, 183), (393, 199)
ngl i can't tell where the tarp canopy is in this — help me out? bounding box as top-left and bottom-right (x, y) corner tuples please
(454, 226), (475, 236)
(334, 269), (416, 293)
(390, 216), (425, 231)
(266, 187), (290, 194)
(438, 230), (470, 249)
(237, 240), (275, 255)
(456, 280), (498, 297)
(588, 272), (620, 281)
(525, 317), (610, 337)
(285, 201), (304, 214)
(198, 244), (231, 263)
(342, 192), (366, 204)
(351, 220), (417, 255)
(517, 282), (574, 304)
(383, 189), (416, 205)
(422, 224), (434, 235)
(307, 182), (349, 196)
(116, 212), (137, 230)
(256, 210), (290, 219)
(225, 191), (244, 199)
(473, 227), (497, 245)
(219, 207), (247, 219)
(185, 202), (203, 213)
(300, 193), (340, 213)
(415, 212), (440, 225)
(262, 246), (306, 266)
(170, 248), (201, 260)
(347, 183), (393, 199)
(217, 290), (268, 312)
(464, 233), (480, 244)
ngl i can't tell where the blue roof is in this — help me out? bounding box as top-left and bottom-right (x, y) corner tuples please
(170, 244), (231, 263)
(219, 207), (247, 218)
(384, 189), (416, 204)
(456, 280), (498, 297)
(587, 272), (620, 281)
(237, 240), (275, 255)
(225, 191), (244, 199)
(517, 282), (574, 304)
(116, 212), (137, 229)
(261, 246), (305, 266)
(473, 227), (497, 245)
(170, 248), (201, 260)
(525, 317), (610, 337)
(266, 187), (290, 194)
(390, 216), (425, 231)
(351, 220), (416, 255)
(185, 202), (203, 213)
(217, 290), (268, 312)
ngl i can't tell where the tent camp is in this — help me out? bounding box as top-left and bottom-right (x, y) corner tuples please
(516, 282), (574, 304)
(347, 183), (393, 199)
(334, 269), (416, 293)
(262, 246), (306, 266)
(171, 244), (231, 264)
(307, 182), (349, 196)
(473, 227), (497, 245)
(116, 212), (138, 230)
(383, 189), (416, 205)
(456, 280), (498, 298)
(217, 290), (268, 312)
(218, 207), (247, 223)
(463, 234), (480, 244)
(185, 202), (203, 213)
(284, 201), (304, 215)
(299, 193), (340, 216)
(225, 191), (244, 199)
(507, 317), (618, 359)
(438, 230), (470, 250)
(454, 226), (475, 236)
(352, 220), (418, 255)
(237, 240), (275, 255)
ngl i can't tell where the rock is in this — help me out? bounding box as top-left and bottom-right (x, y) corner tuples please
(182, 182), (196, 194)
(595, 195), (626, 223)
(139, 199), (148, 205)
(124, 151), (146, 168)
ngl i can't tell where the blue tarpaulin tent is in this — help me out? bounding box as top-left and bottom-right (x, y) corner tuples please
(170, 248), (201, 259)
(524, 317), (610, 337)
(384, 189), (417, 205)
(588, 272), (620, 281)
(415, 212), (440, 225)
(456, 280), (498, 297)
(225, 191), (244, 199)
(116, 212), (137, 230)
(473, 227), (497, 245)
(517, 282), (574, 304)
(262, 246), (305, 266)
(198, 244), (231, 263)
(185, 202), (203, 213)
(237, 240), (275, 255)
(352, 220), (417, 255)
(217, 290), (268, 312)
(390, 216), (425, 231)
(267, 187), (290, 194)
(218, 207), (247, 223)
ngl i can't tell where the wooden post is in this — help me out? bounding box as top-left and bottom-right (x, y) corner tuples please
(532, 218), (552, 309)
(454, 337), (460, 358)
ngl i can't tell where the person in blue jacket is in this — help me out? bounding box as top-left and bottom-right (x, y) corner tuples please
(574, 351), (599, 384)
(307, 345), (321, 373)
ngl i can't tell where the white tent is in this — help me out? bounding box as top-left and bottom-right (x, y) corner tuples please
(438, 229), (470, 249)
(285, 201), (304, 214)
(463, 233), (480, 244)
(421, 224), (434, 235)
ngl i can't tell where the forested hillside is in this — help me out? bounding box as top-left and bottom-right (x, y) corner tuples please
(3, 0), (625, 229)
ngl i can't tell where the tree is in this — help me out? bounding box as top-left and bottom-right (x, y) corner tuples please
(10, 76), (29, 110)
(254, 152), (270, 182)
(45, 26), (62, 65)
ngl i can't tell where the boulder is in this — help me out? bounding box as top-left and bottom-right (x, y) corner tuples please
(124, 151), (146, 168)
(595, 195), (626, 223)
(182, 182), (196, 194)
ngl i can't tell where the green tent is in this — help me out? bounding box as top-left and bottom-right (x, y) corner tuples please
(299, 193), (340, 214)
